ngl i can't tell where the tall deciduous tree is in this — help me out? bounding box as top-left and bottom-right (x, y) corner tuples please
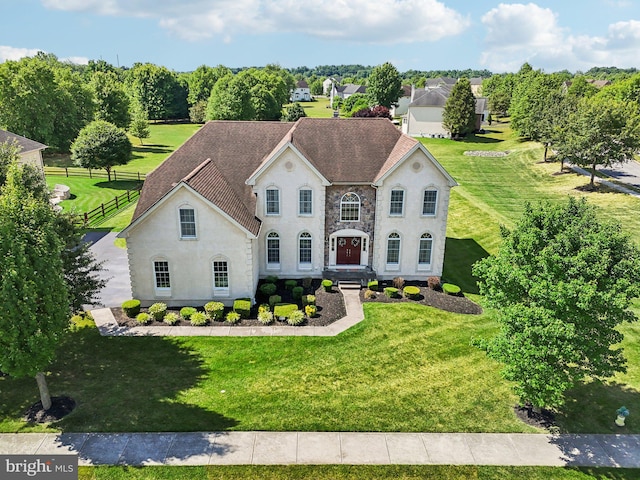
(125, 63), (187, 121)
(473, 198), (640, 409)
(0, 164), (70, 410)
(90, 71), (131, 128)
(442, 78), (476, 138)
(206, 74), (254, 121)
(71, 120), (132, 181)
(367, 62), (404, 108)
(187, 64), (232, 105)
(128, 108), (151, 146)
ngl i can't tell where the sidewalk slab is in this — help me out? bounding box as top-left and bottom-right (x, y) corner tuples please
(0, 433), (48, 454)
(209, 432), (256, 465)
(116, 433), (175, 466)
(165, 432), (217, 466)
(385, 433), (430, 464)
(340, 433), (390, 464)
(421, 433), (475, 465)
(77, 433), (131, 466)
(297, 432), (342, 464)
(252, 432), (298, 465)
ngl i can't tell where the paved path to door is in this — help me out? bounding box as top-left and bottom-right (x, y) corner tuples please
(1, 431), (640, 467)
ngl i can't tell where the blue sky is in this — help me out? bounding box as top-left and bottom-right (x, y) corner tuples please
(2, 0), (640, 73)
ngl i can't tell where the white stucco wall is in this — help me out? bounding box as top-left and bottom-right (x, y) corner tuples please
(123, 186), (257, 307)
(404, 107), (449, 137)
(18, 150), (44, 170)
(373, 148), (451, 280)
(253, 147), (327, 279)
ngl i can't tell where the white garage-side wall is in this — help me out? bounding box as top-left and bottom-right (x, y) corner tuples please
(373, 148), (452, 280)
(123, 186), (257, 307)
(404, 107), (449, 138)
(18, 150), (44, 170)
(252, 146), (327, 279)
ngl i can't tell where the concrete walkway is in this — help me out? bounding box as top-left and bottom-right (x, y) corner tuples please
(570, 165), (640, 198)
(2, 431), (640, 467)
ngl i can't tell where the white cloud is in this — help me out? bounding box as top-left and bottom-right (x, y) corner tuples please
(62, 56), (90, 65)
(42, 0), (470, 44)
(481, 3), (640, 72)
(0, 46), (42, 62)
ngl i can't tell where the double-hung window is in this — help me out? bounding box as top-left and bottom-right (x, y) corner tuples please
(299, 232), (312, 268)
(266, 188), (280, 215)
(212, 260), (229, 295)
(299, 189), (312, 216)
(418, 233), (433, 268)
(154, 260), (171, 295)
(386, 233), (401, 266)
(267, 232), (280, 268)
(179, 208), (196, 238)
(389, 189), (404, 216)
(422, 190), (438, 216)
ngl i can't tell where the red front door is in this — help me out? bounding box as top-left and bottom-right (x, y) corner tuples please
(336, 237), (361, 265)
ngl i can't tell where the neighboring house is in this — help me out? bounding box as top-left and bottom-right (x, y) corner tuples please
(390, 85), (413, 117)
(322, 77), (341, 95)
(0, 129), (47, 172)
(331, 83), (366, 100)
(291, 80), (311, 102)
(118, 118), (457, 307)
(469, 77), (484, 96)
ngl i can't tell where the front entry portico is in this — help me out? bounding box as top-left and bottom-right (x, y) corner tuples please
(336, 237), (361, 265)
(327, 229), (369, 268)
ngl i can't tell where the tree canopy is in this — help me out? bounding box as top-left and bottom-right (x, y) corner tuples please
(367, 62), (404, 108)
(473, 198), (640, 409)
(442, 78), (476, 138)
(71, 120), (132, 181)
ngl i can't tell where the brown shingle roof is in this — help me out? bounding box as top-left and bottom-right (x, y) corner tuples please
(0, 129), (47, 153)
(130, 118), (424, 235)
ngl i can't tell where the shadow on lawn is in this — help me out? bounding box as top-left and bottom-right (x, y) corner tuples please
(442, 238), (490, 295)
(132, 144), (171, 155)
(93, 180), (143, 190)
(460, 134), (503, 144)
(42, 324), (239, 433)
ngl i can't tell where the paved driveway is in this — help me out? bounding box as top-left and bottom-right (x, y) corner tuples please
(599, 160), (640, 188)
(85, 232), (131, 308)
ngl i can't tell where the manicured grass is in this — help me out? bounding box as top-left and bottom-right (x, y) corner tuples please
(286, 97), (335, 118)
(77, 465), (640, 480)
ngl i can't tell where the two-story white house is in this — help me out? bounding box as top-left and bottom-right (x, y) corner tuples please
(118, 118), (457, 307)
(291, 80), (311, 102)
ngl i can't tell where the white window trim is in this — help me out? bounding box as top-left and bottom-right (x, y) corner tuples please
(153, 259), (172, 297)
(422, 188), (439, 217)
(266, 231), (281, 270)
(385, 232), (401, 271)
(178, 205), (197, 240)
(298, 188), (313, 216)
(389, 188), (405, 217)
(298, 232), (313, 270)
(265, 187), (281, 216)
(417, 233), (433, 271)
(212, 258), (230, 297)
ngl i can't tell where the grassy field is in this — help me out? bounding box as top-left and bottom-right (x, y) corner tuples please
(286, 96), (335, 117)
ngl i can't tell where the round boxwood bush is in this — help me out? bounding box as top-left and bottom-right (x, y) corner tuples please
(180, 306), (197, 320)
(322, 279), (333, 292)
(204, 301), (225, 320)
(384, 287), (399, 298)
(259, 282), (277, 296)
(284, 279), (298, 290)
(164, 312), (180, 325)
(122, 299), (141, 318)
(265, 275), (278, 284)
(292, 286), (304, 300)
(190, 311), (208, 326)
(443, 283), (461, 296)
(367, 280), (379, 291)
(403, 286), (421, 299)
(148, 302), (167, 320)
(136, 312), (151, 325)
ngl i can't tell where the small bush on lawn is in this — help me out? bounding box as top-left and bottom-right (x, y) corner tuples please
(257, 310), (274, 325)
(226, 311), (241, 324)
(259, 283), (277, 296)
(274, 303), (298, 319)
(364, 289), (377, 299)
(393, 276), (405, 289)
(287, 309), (305, 326)
(265, 275), (278, 283)
(148, 302), (167, 320)
(190, 312), (208, 326)
(305, 304), (317, 317)
(443, 283), (461, 296)
(204, 301), (225, 320)
(427, 276), (441, 290)
(122, 299), (141, 318)
(367, 280), (378, 291)
(180, 306), (197, 320)
(269, 295), (282, 307)
(233, 298), (251, 318)
(322, 279), (333, 292)
(384, 287), (399, 298)
(136, 312), (151, 325)
(164, 312), (180, 325)
(284, 279), (298, 290)
(403, 286), (421, 299)
(292, 286), (304, 300)
(302, 277), (313, 290)
(302, 294), (316, 307)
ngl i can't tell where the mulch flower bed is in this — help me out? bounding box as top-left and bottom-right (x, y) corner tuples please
(360, 280), (482, 315)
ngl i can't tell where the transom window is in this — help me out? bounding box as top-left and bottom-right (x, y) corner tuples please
(422, 189), (438, 216)
(267, 232), (280, 266)
(418, 233), (433, 266)
(389, 189), (405, 216)
(179, 208), (196, 238)
(386, 233), (401, 265)
(299, 232), (312, 265)
(299, 189), (312, 215)
(266, 188), (280, 215)
(213, 261), (229, 290)
(340, 192), (360, 222)
(154, 261), (170, 289)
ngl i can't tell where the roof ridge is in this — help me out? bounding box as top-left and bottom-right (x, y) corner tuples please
(182, 158), (211, 182)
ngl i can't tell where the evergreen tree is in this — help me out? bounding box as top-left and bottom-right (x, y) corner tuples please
(442, 78), (476, 138)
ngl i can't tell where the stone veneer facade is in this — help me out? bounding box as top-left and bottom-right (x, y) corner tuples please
(324, 185), (376, 266)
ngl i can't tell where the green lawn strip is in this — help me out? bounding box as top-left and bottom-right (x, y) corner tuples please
(285, 97), (335, 118)
(77, 465), (640, 480)
(0, 304), (534, 434)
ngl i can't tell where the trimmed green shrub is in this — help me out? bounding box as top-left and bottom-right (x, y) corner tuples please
(322, 279), (333, 292)
(233, 298), (251, 318)
(305, 304), (317, 317)
(367, 280), (379, 291)
(269, 295), (282, 307)
(164, 312), (180, 325)
(225, 311), (241, 324)
(136, 312), (151, 324)
(292, 286), (304, 300)
(257, 310), (274, 325)
(274, 303), (298, 319)
(148, 302), (167, 320)
(265, 275), (278, 283)
(122, 299), (141, 318)
(180, 307), (197, 320)
(287, 309), (305, 326)
(190, 312), (208, 326)
(284, 279), (298, 290)
(443, 283), (461, 295)
(259, 282), (277, 296)
(384, 287), (399, 298)
(204, 301), (225, 320)
(302, 294), (316, 307)
(403, 286), (421, 299)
